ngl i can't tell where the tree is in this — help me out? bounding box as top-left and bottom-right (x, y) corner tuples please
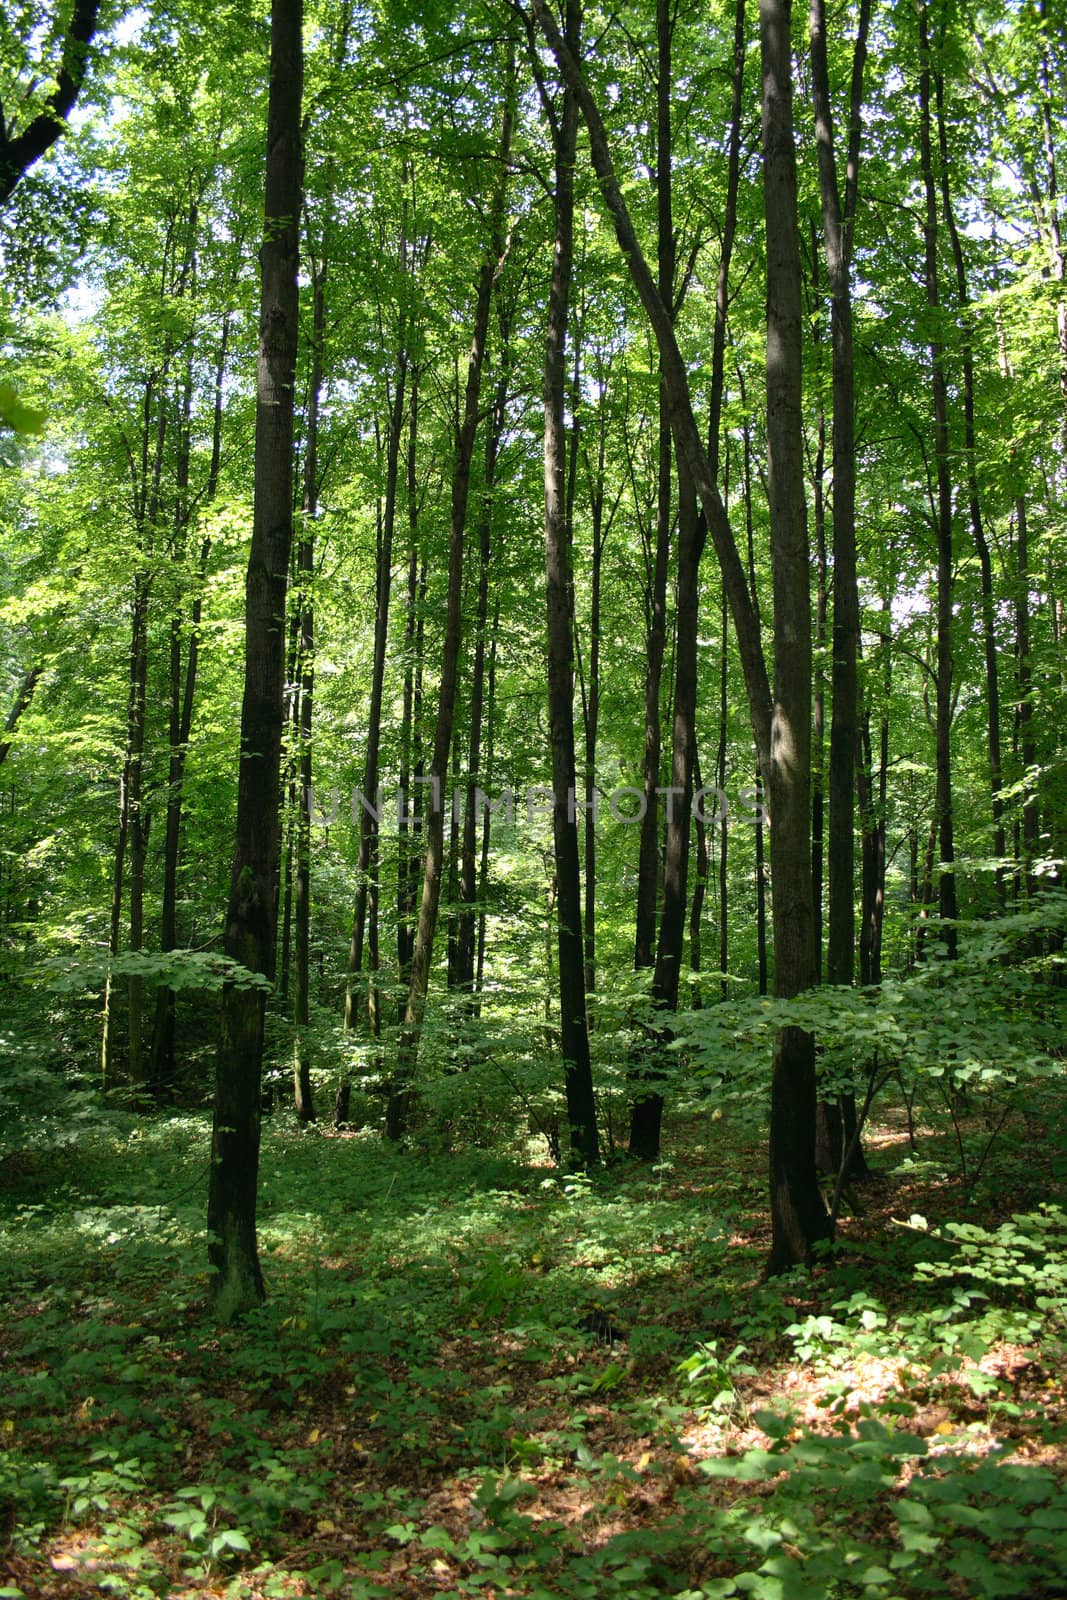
(207, 0), (303, 1321)
(537, 0), (599, 1167)
(529, 0), (829, 1265)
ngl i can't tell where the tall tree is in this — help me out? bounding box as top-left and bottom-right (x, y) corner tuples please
(917, 0), (958, 955)
(206, 0), (303, 1321)
(539, 0), (599, 1167)
(529, 0), (829, 1266)
(809, 0), (872, 1180)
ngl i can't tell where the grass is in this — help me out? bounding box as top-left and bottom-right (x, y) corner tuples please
(0, 1089), (1065, 1599)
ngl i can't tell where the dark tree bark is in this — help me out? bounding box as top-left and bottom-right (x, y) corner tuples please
(810, 274), (827, 987)
(580, 405), (611, 997)
(810, 0), (869, 992)
(541, 3), (599, 1166)
(1014, 496), (1039, 887)
(207, 0), (303, 1321)
(716, 589), (730, 1002)
(632, 0), (675, 983)
(918, 0), (958, 955)
(741, 409), (769, 996)
(0, 0), (101, 204)
(760, 0), (831, 1271)
(0, 664), (43, 767)
(810, 0), (872, 1182)
(396, 448), (426, 996)
(474, 602), (500, 1010)
(103, 359), (169, 1093)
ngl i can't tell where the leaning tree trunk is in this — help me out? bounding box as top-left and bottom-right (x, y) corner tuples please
(628, 0), (745, 1160)
(530, 0), (830, 1265)
(207, 0), (303, 1322)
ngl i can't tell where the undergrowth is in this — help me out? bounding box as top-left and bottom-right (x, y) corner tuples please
(0, 1092), (1064, 1599)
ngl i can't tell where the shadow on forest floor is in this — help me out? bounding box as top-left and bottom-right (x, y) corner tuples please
(1, 1091), (1065, 1599)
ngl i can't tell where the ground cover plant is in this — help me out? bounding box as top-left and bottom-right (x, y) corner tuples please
(1, 1078), (1065, 1600)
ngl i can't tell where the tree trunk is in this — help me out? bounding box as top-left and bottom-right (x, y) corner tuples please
(629, 0), (745, 1159)
(152, 316), (228, 1097)
(918, 0), (958, 955)
(761, 0), (830, 1272)
(1014, 496), (1039, 887)
(397, 468), (425, 995)
(454, 336), (508, 995)
(207, 0), (302, 1322)
(150, 320), (230, 1107)
(542, 7), (598, 1167)
(293, 256), (325, 1126)
(475, 603), (499, 1011)
(810, 0), (871, 1181)
(344, 354), (408, 1030)
(530, 0), (828, 1261)
(392, 69), (513, 1134)
(0, 663), (43, 767)
(934, 59), (1006, 893)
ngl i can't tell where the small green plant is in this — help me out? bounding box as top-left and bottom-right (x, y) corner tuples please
(676, 1339), (756, 1418)
(159, 1486), (251, 1575)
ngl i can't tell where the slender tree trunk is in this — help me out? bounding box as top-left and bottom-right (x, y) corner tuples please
(344, 356), (408, 1030)
(811, 313), (827, 986)
(742, 411), (769, 997)
(392, 70), (514, 1134)
(396, 453), (424, 996)
(102, 566), (149, 1092)
(0, 664), (43, 767)
(1015, 496), (1039, 886)
(152, 315), (229, 1095)
(542, 7), (598, 1166)
(934, 59), (1005, 892)
(810, 0), (871, 1181)
(454, 338), (508, 994)
(918, 0), (958, 955)
(858, 598), (891, 984)
(293, 257), (325, 1125)
(717, 589), (730, 1001)
(583, 472), (603, 997)
(629, 0), (745, 1159)
(207, 0), (302, 1321)
(474, 607), (499, 1010)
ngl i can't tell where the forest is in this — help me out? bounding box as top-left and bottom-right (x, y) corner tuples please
(1, 0), (1066, 1595)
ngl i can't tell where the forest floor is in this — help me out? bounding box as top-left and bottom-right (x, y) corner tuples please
(1, 1089), (1065, 1600)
